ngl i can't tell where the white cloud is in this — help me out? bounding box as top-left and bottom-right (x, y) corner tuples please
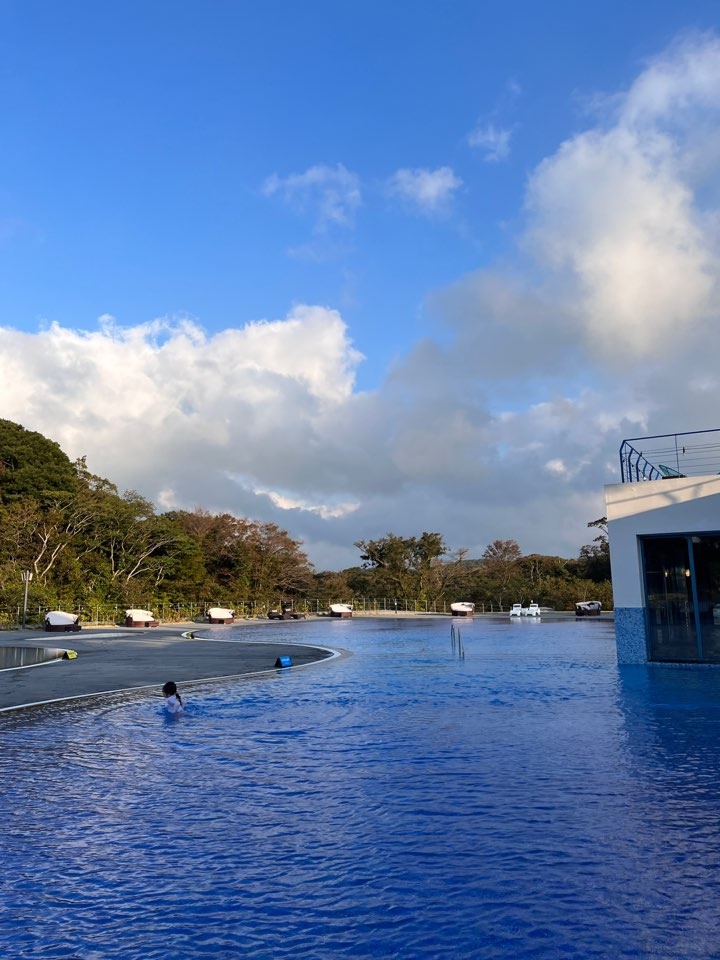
(378, 35), (720, 561)
(262, 163), (361, 231)
(0, 306), (366, 509)
(468, 78), (521, 162)
(4, 34), (720, 571)
(521, 35), (720, 360)
(467, 123), (513, 161)
(524, 126), (717, 358)
(619, 32), (720, 127)
(436, 33), (720, 374)
(545, 459), (568, 477)
(255, 488), (360, 520)
(0, 305), (641, 568)
(0, 305), (607, 569)
(386, 166), (462, 215)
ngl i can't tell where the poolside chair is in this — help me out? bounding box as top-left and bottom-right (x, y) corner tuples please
(658, 464), (686, 479)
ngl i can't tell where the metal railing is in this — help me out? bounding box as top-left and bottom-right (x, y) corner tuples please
(620, 429), (720, 483)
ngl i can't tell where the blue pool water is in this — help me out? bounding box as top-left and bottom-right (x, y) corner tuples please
(2, 616), (720, 959)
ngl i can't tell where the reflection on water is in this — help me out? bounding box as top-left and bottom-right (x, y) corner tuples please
(2, 617), (720, 959)
(616, 666), (720, 801)
(0, 645), (65, 670)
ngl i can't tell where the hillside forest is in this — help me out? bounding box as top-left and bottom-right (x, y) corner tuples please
(0, 419), (612, 622)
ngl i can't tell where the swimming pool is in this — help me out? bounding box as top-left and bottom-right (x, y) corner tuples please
(2, 616), (720, 959)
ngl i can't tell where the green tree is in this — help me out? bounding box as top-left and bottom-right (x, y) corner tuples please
(170, 510), (314, 603)
(313, 569), (353, 603)
(480, 539), (524, 609)
(71, 490), (187, 602)
(354, 532), (450, 600)
(0, 419), (78, 505)
(569, 517), (611, 583)
(171, 510), (253, 596)
(244, 521), (314, 601)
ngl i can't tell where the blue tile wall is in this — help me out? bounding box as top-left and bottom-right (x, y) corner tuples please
(614, 607), (648, 664)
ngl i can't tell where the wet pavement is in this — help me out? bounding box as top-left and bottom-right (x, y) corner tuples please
(0, 623), (339, 712)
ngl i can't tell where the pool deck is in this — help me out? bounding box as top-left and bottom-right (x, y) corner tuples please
(0, 624), (339, 713)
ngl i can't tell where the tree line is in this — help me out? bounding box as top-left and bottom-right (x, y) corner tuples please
(319, 527), (611, 612)
(0, 419), (612, 618)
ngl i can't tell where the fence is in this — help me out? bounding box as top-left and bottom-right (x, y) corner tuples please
(0, 597), (496, 629)
(620, 428), (720, 482)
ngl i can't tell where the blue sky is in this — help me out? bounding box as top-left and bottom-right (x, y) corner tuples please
(2, 1), (720, 569)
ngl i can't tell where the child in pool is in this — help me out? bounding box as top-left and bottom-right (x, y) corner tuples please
(162, 680), (184, 714)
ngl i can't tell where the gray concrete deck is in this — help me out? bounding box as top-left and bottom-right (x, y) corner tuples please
(0, 625), (339, 713)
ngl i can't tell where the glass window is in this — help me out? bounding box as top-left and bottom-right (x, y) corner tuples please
(642, 538), (698, 661)
(689, 536), (720, 662)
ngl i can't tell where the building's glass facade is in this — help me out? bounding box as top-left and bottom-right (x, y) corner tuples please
(642, 535), (720, 662)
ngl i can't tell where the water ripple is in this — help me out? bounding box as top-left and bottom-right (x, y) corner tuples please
(2, 618), (720, 958)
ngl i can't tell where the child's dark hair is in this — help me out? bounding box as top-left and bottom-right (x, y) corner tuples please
(162, 680), (182, 705)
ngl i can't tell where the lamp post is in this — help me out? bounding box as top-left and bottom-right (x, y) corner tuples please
(21, 569), (33, 629)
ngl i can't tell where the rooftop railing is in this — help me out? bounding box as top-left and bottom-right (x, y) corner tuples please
(620, 429), (720, 483)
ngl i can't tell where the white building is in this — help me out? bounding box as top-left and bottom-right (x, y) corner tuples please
(606, 431), (720, 664)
